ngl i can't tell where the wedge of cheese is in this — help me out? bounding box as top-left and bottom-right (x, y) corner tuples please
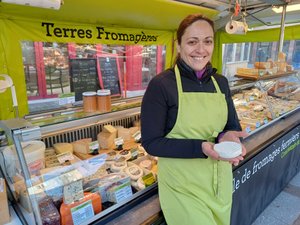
(103, 125), (117, 134)
(97, 132), (115, 149)
(53, 143), (73, 154)
(72, 138), (92, 154)
(117, 127), (132, 141)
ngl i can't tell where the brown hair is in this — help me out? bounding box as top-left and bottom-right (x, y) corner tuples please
(177, 14), (214, 45)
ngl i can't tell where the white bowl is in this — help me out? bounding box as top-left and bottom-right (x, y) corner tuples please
(213, 141), (242, 159)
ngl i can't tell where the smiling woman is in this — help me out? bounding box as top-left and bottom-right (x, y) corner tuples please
(141, 14), (247, 225)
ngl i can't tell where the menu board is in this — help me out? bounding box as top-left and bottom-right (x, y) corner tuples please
(98, 56), (122, 96)
(69, 59), (99, 101)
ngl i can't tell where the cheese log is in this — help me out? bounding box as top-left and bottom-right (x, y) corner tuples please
(72, 138), (92, 154)
(97, 132), (115, 149)
(117, 127), (132, 141)
(53, 143), (73, 154)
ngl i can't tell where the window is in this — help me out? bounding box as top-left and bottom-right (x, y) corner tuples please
(21, 41), (166, 114)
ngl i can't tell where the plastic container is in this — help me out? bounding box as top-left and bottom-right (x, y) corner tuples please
(3, 140), (46, 176)
(97, 89), (111, 113)
(83, 91), (97, 113)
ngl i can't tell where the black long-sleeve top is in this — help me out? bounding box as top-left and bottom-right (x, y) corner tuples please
(141, 59), (241, 159)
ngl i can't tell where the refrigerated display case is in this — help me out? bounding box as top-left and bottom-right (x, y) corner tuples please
(0, 71), (299, 225)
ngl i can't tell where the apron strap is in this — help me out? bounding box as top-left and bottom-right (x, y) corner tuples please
(211, 76), (222, 94)
(175, 65), (222, 95)
(174, 65), (183, 94)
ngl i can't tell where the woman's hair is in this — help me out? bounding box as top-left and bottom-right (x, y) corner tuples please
(174, 14), (215, 66)
(177, 14), (214, 45)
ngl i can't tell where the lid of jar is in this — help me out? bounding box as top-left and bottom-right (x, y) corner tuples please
(82, 91), (97, 96)
(97, 89), (111, 96)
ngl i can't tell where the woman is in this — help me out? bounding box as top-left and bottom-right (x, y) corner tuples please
(141, 14), (248, 225)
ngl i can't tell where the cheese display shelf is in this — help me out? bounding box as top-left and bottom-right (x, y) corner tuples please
(230, 71), (300, 134)
(0, 71), (299, 225)
(0, 108), (160, 225)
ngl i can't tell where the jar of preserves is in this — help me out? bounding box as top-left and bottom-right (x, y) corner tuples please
(83, 91), (97, 113)
(97, 89), (111, 113)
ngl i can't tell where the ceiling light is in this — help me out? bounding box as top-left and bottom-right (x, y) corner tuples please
(272, 4), (300, 13)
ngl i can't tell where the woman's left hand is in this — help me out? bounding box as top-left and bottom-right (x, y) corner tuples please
(218, 130), (249, 165)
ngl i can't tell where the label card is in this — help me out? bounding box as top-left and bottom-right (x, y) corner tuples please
(132, 131), (141, 142)
(114, 137), (124, 146)
(57, 152), (74, 164)
(89, 141), (99, 153)
(71, 199), (94, 225)
(142, 173), (156, 187)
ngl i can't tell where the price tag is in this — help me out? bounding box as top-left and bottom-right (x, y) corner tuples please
(57, 152), (74, 164)
(109, 182), (133, 203)
(249, 96), (255, 101)
(255, 122), (261, 128)
(132, 131), (141, 142)
(58, 93), (75, 105)
(63, 180), (84, 204)
(245, 126), (251, 133)
(114, 137), (124, 146)
(142, 173), (156, 187)
(264, 118), (268, 124)
(130, 148), (138, 160)
(71, 200), (94, 225)
(89, 141), (99, 153)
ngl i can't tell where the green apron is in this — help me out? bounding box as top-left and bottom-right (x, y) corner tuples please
(158, 65), (232, 225)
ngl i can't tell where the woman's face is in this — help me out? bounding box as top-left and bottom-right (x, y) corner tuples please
(177, 20), (214, 71)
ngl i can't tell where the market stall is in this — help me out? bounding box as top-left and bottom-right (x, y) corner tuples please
(0, 1), (300, 225)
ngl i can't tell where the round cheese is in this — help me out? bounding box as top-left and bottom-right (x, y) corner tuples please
(139, 159), (152, 170)
(124, 165), (143, 181)
(214, 142), (242, 159)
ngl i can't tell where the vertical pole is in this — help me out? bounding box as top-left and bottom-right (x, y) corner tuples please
(278, 4), (287, 54)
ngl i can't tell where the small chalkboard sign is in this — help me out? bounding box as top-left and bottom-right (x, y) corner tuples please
(98, 55), (122, 96)
(69, 58), (99, 101)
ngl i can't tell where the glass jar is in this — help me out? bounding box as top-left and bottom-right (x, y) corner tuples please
(83, 91), (97, 113)
(97, 89), (111, 113)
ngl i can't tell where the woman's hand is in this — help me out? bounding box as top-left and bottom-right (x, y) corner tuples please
(219, 131), (249, 158)
(202, 131), (248, 166)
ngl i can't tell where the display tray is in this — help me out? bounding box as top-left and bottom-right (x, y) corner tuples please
(235, 71), (297, 81)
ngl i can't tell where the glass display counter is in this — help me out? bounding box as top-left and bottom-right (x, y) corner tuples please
(0, 71), (299, 225)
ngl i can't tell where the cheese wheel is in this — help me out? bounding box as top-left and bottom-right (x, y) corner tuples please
(118, 149), (131, 161)
(137, 177), (145, 190)
(139, 159), (152, 170)
(124, 165), (143, 181)
(111, 158), (127, 172)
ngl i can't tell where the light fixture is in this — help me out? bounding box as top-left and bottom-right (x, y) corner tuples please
(272, 4), (300, 13)
(1, 0), (63, 10)
(0, 74), (19, 118)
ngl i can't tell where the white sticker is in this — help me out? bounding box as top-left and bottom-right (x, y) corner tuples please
(57, 152), (74, 164)
(132, 131), (141, 141)
(58, 93), (75, 105)
(89, 141), (99, 151)
(71, 200), (95, 225)
(114, 137), (124, 146)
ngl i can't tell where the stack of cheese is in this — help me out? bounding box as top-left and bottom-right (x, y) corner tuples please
(97, 125), (117, 149)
